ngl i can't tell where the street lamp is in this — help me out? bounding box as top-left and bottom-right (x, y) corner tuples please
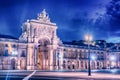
(110, 55), (116, 68)
(91, 55), (96, 60)
(58, 53), (61, 70)
(85, 34), (93, 76)
(110, 55), (116, 61)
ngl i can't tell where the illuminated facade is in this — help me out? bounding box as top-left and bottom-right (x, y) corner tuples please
(0, 9), (120, 70)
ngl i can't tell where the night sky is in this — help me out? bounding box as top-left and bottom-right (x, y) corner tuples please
(0, 0), (120, 42)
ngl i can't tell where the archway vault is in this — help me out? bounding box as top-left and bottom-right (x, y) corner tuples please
(37, 36), (51, 44)
(37, 38), (50, 70)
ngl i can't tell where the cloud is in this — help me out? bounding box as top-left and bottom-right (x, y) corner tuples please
(106, 0), (120, 30)
(87, 0), (120, 42)
(1, 0), (119, 42)
(107, 37), (120, 43)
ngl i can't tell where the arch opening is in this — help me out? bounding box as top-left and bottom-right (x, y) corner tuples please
(37, 38), (50, 70)
(11, 59), (15, 70)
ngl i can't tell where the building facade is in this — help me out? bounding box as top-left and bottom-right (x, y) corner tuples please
(0, 9), (120, 70)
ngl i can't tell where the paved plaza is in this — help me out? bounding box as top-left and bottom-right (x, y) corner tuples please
(0, 70), (120, 80)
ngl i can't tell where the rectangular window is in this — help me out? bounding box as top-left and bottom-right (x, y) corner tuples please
(4, 49), (8, 56)
(64, 53), (66, 58)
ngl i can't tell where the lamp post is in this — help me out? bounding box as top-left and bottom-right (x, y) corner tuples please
(91, 54), (96, 69)
(110, 55), (116, 69)
(58, 53), (61, 70)
(85, 34), (93, 76)
(91, 55), (96, 60)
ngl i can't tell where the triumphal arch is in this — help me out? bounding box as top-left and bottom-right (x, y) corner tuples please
(0, 9), (115, 70)
(18, 9), (63, 70)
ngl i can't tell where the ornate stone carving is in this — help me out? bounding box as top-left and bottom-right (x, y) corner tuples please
(36, 26), (54, 40)
(37, 9), (50, 23)
(19, 9), (61, 45)
(19, 20), (31, 42)
(19, 32), (28, 42)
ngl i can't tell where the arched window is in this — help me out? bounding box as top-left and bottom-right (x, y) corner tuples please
(44, 40), (48, 47)
(63, 61), (66, 69)
(79, 50), (82, 58)
(81, 61), (83, 68)
(12, 44), (16, 48)
(97, 62), (99, 68)
(21, 51), (26, 57)
(64, 49), (66, 51)
(5, 44), (8, 47)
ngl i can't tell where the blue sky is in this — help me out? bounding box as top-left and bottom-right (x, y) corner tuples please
(1, 0), (120, 42)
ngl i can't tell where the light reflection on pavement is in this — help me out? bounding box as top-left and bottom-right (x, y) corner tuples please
(0, 70), (120, 80)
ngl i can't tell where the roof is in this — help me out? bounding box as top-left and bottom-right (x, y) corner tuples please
(0, 34), (18, 40)
(63, 40), (118, 50)
(63, 40), (86, 46)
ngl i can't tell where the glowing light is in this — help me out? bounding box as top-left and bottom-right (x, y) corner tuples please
(58, 53), (61, 59)
(110, 55), (116, 61)
(111, 61), (116, 66)
(85, 34), (93, 42)
(111, 69), (117, 73)
(92, 42), (95, 46)
(12, 50), (18, 55)
(91, 55), (96, 60)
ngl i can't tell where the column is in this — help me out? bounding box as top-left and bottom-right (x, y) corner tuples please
(49, 45), (53, 70)
(34, 46), (38, 70)
(65, 60), (68, 70)
(27, 44), (34, 70)
(77, 60), (79, 70)
(83, 61), (85, 69)
(60, 48), (63, 70)
(78, 60), (81, 70)
(42, 52), (44, 69)
(27, 45), (30, 70)
(55, 50), (58, 70)
(16, 47), (21, 70)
